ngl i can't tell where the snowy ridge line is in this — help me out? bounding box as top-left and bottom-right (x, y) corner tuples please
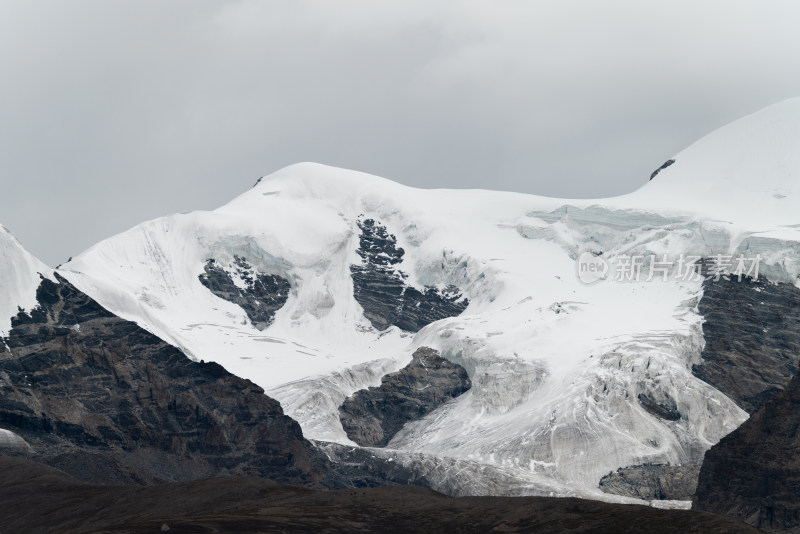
(0, 226), (55, 337)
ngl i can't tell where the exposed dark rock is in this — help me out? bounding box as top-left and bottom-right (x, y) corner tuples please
(600, 464), (701, 501)
(650, 158), (675, 180)
(692, 274), (800, 413)
(350, 218), (468, 332)
(0, 273), (325, 487)
(638, 392), (682, 421)
(314, 442), (434, 489)
(354, 218), (406, 267)
(339, 347), (471, 447)
(0, 455), (763, 534)
(198, 256), (290, 329)
(693, 371), (800, 532)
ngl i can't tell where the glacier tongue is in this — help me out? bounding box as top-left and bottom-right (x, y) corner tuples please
(364, 271), (748, 501)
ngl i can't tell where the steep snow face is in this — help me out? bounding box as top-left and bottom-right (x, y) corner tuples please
(0, 226), (54, 337)
(620, 96), (800, 230)
(58, 98), (800, 500)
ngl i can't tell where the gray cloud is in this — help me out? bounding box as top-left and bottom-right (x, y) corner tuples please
(2, 0), (800, 265)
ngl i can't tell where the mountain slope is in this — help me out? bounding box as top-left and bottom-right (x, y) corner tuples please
(56, 97), (800, 502)
(0, 270), (332, 486)
(1, 229), (424, 488)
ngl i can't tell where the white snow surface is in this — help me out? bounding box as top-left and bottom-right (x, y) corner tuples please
(49, 97), (800, 500)
(0, 226), (54, 337)
(0, 428), (31, 452)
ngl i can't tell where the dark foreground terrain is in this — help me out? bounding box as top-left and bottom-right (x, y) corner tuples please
(694, 370), (800, 532)
(2, 456), (763, 534)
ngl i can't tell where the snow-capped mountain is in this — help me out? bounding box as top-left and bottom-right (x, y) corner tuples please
(48, 97), (800, 503)
(0, 225), (55, 338)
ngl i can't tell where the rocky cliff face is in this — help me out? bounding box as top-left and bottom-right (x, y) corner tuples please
(339, 347), (471, 447)
(693, 371), (800, 532)
(198, 255), (290, 330)
(599, 464), (700, 501)
(692, 274), (800, 413)
(690, 271), (800, 531)
(0, 273), (325, 486)
(637, 391), (682, 421)
(350, 218), (468, 332)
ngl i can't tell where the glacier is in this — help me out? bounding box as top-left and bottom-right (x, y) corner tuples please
(31, 96), (800, 504)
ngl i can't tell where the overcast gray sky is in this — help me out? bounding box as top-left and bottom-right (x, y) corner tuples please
(2, 1), (800, 266)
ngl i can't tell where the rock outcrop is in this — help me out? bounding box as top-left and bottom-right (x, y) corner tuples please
(599, 464), (701, 501)
(350, 218), (468, 332)
(339, 347), (471, 447)
(693, 371), (800, 532)
(692, 274), (800, 413)
(649, 158), (675, 180)
(0, 273), (325, 486)
(198, 255), (290, 329)
(637, 392), (682, 421)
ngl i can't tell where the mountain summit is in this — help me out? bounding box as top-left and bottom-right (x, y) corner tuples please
(631, 96), (800, 226)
